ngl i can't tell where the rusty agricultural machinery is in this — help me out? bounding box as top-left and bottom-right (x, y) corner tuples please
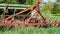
(0, 0), (60, 27)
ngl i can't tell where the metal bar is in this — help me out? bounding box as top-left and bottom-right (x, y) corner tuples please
(22, 11), (31, 20)
(25, 10), (38, 23)
(6, 4), (36, 20)
(0, 4), (30, 7)
(35, 0), (46, 24)
(0, 7), (26, 9)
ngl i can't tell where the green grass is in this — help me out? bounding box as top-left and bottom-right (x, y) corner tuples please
(0, 26), (60, 34)
(41, 11), (60, 21)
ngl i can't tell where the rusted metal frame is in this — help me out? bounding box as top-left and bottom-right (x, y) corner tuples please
(6, 0), (38, 20)
(35, 0), (46, 24)
(6, 4), (36, 20)
(1, 0), (10, 20)
(25, 9), (38, 24)
(22, 7), (34, 21)
(3, 4), (9, 14)
(2, 0), (10, 15)
(24, 4), (40, 24)
(24, 6), (39, 24)
(1, 2), (9, 24)
(26, 0), (46, 24)
(22, 10), (31, 20)
(1, 4), (9, 16)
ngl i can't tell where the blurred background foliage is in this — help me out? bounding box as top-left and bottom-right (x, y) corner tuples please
(41, 1), (54, 14)
(0, 0), (60, 14)
(41, 0), (60, 14)
(0, 0), (35, 5)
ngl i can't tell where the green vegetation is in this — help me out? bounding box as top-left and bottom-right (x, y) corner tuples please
(42, 1), (54, 14)
(57, 0), (60, 2)
(51, 3), (60, 14)
(41, 0), (60, 14)
(0, 26), (60, 34)
(0, 0), (35, 4)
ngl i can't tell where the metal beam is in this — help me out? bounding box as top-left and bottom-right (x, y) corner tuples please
(0, 7), (26, 9)
(0, 4), (30, 9)
(0, 4), (30, 7)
